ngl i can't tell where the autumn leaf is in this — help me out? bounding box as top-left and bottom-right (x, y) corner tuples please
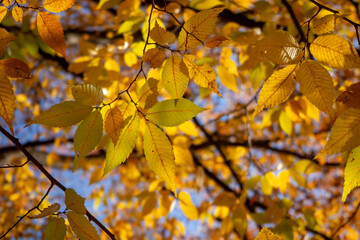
(161, 55), (189, 99)
(311, 14), (337, 35)
(255, 227), (281, 240)
(310, 35), (360, 69)
(0, 7), (7, 23)
(142, 48), (165, 69)
(104, 107), (124, 144)
(178, 192), (198, 220)
(0, 28), (16, 56)
(73, 111), (103, 169)
(27, 101), (92, 127)
(65, 188), (86, 214)
(141, 192), (157, 217)
(71, 83), (104, 106)
(104, 114), (140, 175)
(253, 64), (297, 118)
(0, 71), (15, 134)
(43, 0), (75, 13)
(137, 78), (160, 109)
(146, 98), (205, 127)
(205, 36), (229, 48)
(67, 211), (100, 240)
(336, 82), (360, 109)
(68, 56), (94, 74)
(37, 12), (67, 60)
(296, 60), (334, 117)
(12, 6), (23, 23)
(144, 121), (176, 195)
(343, 146), (360, 201)
(0, 58), (31, 78)
(217, 65), (238, 92)
(178, 8), (224, 49)
(149, 21), (176, 46)
(44, 218), (67, 240)
(29, 203), (60, 219)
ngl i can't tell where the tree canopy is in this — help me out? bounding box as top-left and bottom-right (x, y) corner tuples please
(1, 0), (360, 239)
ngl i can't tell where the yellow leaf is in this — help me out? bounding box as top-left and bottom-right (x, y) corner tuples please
(161, 55), (189, 99)
(29, 203), (60, 219)
(104, 114), (140, 175)
(255, 227), (281, 240)
(255, 30), (301, 65)
(124, 51), (138, 67)
(189, 0), (224, 10)
(144, 121), (176, 195)
(253, 64), (297, 118)
(16, 0), (26, 3)
(12, 6), (23, 23)
(71, 83), (104, 106)
(44, 218), (66, 240)
(37, 12), (67, 59)
(296, 60), (334, 117)
(43, 0), (75, 13)
(65, 189), (86, 214)
(279, 110), (293, 136)
(0, 28), (16, 56)
(104, 107), (124, 144)
(0, 71), (15, 134)
(137, 77), (160, 109)
(178, 8), (224, 49)
(67, 211), (100, 240)
(277, 170), (289, 194)
(28, 101), (92, 127)
(146, 98), (205, 127)
(68, 56), (94, 74)
(343, 146), (360, 201)
(321, 107), (360, 156)
(142, 48), (165, 69)
(178, 192), (198, 220)
(149, 21), (176, 46)
(2, 0), (11, 7)
(183, 54), (221, 96)
(205, 35), (229, 48)
(0, 58), (31, 78)
(141, 192), (157, 217)
(73, 111), (103, 169)
(0, 7), (7, 23)
(217, 65), (238, 92)
(310, 35), (360, 69)
(261, 172), (276, 195)
(220, 215), (234, 236)
(311, 14), (337, 35)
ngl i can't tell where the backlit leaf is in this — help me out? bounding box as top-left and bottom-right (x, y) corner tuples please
(149, 21), (176, 46)
(0, 58), (31, 78)
(310, 35), (360, 69)
(0, 28), (16, 56)
(205, 36), (229, 48)
(144, 121), (176, 194)
(336, 82), (360, 109)
(253, 64), (297, 118)
(255, 30), (301, 65)
(104, 107), (124, 144)
(67, 211), (100, 240)
(104, 114), (140, 175)
(44, 218), (66, 240)
(29, 203), (60, 219)
(255, 227), (281, 240)
(161, 55), (189, 98)
(73, 111), (103, 169)
(12, 6), (23, 23)
(343, 146), (360, 201)
(178, 8), (224, 49)
(68, 56), (93, 74)
(71, 84), (104, 106)
(37, 12), (67, 59)
(183, 54), (221, 96)
(146, 98), (205, 127)
(296, 60), (334, 117)
(178, 192), (198, 220)
(321, 107), (360, 156)
(143, 48), (165, 69)
(0, 7), (7, 23)
(311, 14), (337, 35)
(137, 78), (160, 109)
(28, 101), (92, 127)
(141, 192), (157, 217)
(65, 188), (86, 214)
(43, 0), (75, 13)
(217, 65), (238, 92)
(0, 71), (15, 134)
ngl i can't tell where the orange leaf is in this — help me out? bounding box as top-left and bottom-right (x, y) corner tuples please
(0, 58), (31, 78)
(43, 0), (75, 13)
(12, 6), (23, 23)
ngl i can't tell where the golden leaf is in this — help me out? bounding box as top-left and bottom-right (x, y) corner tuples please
(205, 36), (229, 48)
(0, 58), (31, 78)
(65, 188), (86, 214)
(255, 227), (281, 240)
(311, 14), (337, 35)
(0, 71), (15, 134)
(29, 203), (60, 219)
(143, 48), (165, 69)
(178, 192), (198, 220)
(71, 83), (104, 106)
(149, 21), (176, 46)
(0, 28), (16, 57)
(137, 77), (160, 109)
(0, 7), (7, 23)
(336, 82), (360, 109)
(104, 107), (124, 144)
(343, 146), (360, 201)
(67, 211), (100, 240)
(43, 0), (75, 13)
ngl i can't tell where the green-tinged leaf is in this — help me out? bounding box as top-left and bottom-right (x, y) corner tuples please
(74, 111), (103, 169)
(67, 211), (100, 240)
(44, 218), (66, 240)
(27, 101), (92, 127)
(296, 60), (334, 117)
(253, 64), (297, 118)
(178, 192), (198, 220)
(29, 203), (60, 219)
(255, 30), (301, 65)
(0, 71), (15, 134)
(310, 35), (360, 69)
(178, 8), (224, 49)
(321, 107), (360, 156)
(137, 78), (160, 109)
(183, 54), (221, 96)
(104, 107), (124, 144)
(146, 98), (205, 127)
(104, 114), (140, 175)
(71, 84), (104, 106)
(343, 146), (360, 201)
(255, 227), (281, 240)
(65, 188), (86, 214)
(144, 121), (176, 195)
(162, 55), (189, 98)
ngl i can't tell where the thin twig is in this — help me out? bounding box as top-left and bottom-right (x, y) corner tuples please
(331, 201), (360, 238)
(0, 159), (29, 168)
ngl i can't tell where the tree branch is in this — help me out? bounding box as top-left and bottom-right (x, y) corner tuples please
(331, 201), (360, 238)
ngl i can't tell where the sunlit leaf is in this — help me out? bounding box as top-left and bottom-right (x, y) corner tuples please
(71, 84), (104, 106)
(12, 6), (23, 23)
(149, 21), (176, 46)
(67, 211), (100, 240)
(43, 0), (75, 12)
(311, 14), (337, 35)
(255, 227), (281, 240)
(343, 146), (360, 201)
(29, 203), (60, 219)
(178, 192), (198, 220)
(0, 71), (15, 134)
(65, 188), (86, 214)
(104, 107), (124, 144)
